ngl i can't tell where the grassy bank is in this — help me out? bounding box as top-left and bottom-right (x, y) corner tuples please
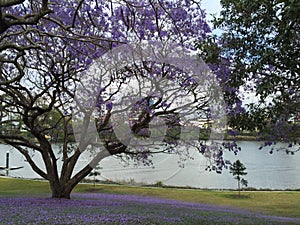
(1, 177), (300, 218)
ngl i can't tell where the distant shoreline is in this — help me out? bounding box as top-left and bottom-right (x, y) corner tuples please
(225, 135), (259, 141)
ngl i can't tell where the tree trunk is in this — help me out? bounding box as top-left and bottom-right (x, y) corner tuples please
(49, 170), (91, 199)
(50, 181), (73, 199)
(51, 187), (72, 199)
(238, 179), (240, 197)
(49, 150), (111, 199)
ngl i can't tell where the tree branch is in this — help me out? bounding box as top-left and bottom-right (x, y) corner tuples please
(0, 0), (25, 7)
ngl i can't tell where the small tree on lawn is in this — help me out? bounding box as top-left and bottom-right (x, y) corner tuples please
(89, 166), (102, 188)
(230, 160), (248, 197)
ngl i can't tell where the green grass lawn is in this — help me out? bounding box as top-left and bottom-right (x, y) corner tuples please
(1, 177), (300, 218)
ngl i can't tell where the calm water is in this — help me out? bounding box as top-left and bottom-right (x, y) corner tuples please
(0, 142), (299, 189)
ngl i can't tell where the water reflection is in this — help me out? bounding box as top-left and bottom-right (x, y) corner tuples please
(0, 142), (299, 189)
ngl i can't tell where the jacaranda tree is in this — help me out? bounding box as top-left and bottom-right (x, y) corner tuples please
(0, 0), (240, 198)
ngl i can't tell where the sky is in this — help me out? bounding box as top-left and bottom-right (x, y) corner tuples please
(200, 0), (223, 35)
(201, 0), (222, 20)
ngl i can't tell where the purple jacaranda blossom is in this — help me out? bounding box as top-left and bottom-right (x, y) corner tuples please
(105, 102), (113, 110)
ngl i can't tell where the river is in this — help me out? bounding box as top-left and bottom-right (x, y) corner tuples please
(0, 141), (299, 190)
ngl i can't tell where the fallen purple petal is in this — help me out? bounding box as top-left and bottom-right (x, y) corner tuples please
(0, 193), (299, 224)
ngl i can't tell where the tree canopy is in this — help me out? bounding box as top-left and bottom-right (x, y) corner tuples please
(215, 0), (299, 150)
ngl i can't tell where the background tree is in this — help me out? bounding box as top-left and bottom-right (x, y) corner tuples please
(89, 166), (101, 188)
(0, 0), (239, 199)
(229, 159), (248, 197)
(214, 0), (300, 152)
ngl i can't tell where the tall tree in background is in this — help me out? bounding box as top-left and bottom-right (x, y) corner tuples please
(215, 0), (300, 151)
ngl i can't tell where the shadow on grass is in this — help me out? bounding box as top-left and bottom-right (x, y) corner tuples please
(223, 194), (251, 199)
(84, 188), (104, 193)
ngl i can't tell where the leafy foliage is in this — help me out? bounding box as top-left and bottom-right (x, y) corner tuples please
(215, 0), (300, 149)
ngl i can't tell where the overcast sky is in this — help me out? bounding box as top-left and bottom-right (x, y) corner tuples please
(201, 0), (222, 35)
(201, 0), (222, 19)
